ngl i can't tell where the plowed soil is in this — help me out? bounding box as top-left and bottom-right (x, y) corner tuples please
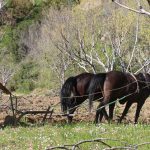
(0, 89), (150, 126)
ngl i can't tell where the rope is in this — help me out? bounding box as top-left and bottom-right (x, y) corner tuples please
(62, 83), (150, 116)
(95, 93), (134, 112)
(130, 73), (140, 93)
(61, 81), (136, 99)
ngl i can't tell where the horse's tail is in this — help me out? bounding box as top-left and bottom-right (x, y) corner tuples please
(60, 76), (76, 113)
(88, 73), (106, 112)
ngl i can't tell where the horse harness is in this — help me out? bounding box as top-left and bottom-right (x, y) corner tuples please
(129, 73), (140, 93)
(143, 73), (150, 90)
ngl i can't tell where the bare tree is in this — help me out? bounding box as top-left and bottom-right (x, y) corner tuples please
(41, 5), (149, 74)
(14, 2), (149, 87)
(1, 29), (14, 85)
(111, 0), (150, 73)
(51, 9), (116, 73)
(0, 50), (15, 86)
(51, 52), (71, 86)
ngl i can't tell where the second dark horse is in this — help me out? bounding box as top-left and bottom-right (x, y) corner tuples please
(89, 71), (150, 124)
(60, 72), (107, 123)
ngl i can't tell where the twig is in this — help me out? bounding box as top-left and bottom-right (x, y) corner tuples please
(104, 146), (134, 150)
(72, 138), (111, 150)
(134, 60), (150, 74)
(112, 0), (150, 16)
(126, 13), (139, 72)
(46, 146), (70, 150)
(134, 142), (150, 149)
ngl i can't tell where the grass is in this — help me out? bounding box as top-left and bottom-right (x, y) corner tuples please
(0, 123), (150, 150)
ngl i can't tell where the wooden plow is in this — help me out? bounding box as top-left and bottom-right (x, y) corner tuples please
(4, 95), (60, 127)
(0, 83), (67, 127)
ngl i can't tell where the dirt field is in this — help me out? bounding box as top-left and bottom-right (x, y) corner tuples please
(0, 89), (150, 125)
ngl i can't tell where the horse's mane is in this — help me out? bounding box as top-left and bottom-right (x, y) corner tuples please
(61, 76), (76, 97)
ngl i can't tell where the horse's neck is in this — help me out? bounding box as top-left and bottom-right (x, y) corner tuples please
(147, 72), (150, 75)
(143, 73), (150, 89)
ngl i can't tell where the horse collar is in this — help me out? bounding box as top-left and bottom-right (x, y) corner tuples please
(130, 73), (140, 93)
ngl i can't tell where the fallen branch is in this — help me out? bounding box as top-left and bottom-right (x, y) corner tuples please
(134, 142), (150, 149)
(71, 138), (111, 150)
(104, 147), (134, 150)
(46, 138), (128, 150)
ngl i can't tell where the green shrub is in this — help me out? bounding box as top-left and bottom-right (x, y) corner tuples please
(10, 60), (39, 93)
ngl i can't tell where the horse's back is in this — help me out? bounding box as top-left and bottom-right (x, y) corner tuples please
(88, 73), (106, 92)
(103, 71), (129, 103)
(104, 71), (128, 90)
(75, 73), (94, 95)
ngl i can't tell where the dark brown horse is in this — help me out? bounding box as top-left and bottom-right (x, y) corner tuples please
(60, 72), (107, 123)
(90, 71), (150, 124)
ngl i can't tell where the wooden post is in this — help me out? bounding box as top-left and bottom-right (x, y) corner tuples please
(9, 94), (16, 126)
(42, 106), (51, 125)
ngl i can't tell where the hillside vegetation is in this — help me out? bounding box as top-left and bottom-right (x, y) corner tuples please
(0, 0), (149, 93)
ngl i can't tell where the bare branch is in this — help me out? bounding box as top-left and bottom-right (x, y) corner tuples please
(72, 138), (111, 150)
(112, 0), (150, 16)
(126, 13), (140, 72)
(46, 138), (131, 150)
(134, 59), (150, 73)
(134, 142), (150, 149)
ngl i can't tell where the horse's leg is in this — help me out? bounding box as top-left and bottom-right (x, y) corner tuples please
(118, 101), (132, 123)
(94, 103), (101, 124)
(99, 111), (103, 122)
(97, 99), (109, 123)
(67, 108), (76, 124)
(109, 103), (115, 123)
(102, 107), (109, 121)
(134, 101), (145, 124)
(67, 116), (73, 124)
(94, 103), (107, 124)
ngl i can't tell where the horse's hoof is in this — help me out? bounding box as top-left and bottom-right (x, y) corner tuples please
(134, 122), (138, 125)
(93, 120), (98, 125)
(117, 121), (121, 125)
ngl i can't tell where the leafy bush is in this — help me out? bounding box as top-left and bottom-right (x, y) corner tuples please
(10, 60), (39, 93)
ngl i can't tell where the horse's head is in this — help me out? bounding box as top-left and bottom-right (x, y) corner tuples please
(61, 91), (78, 114)
(60, 91), (77, 123)
(60, 76), (77, 120)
